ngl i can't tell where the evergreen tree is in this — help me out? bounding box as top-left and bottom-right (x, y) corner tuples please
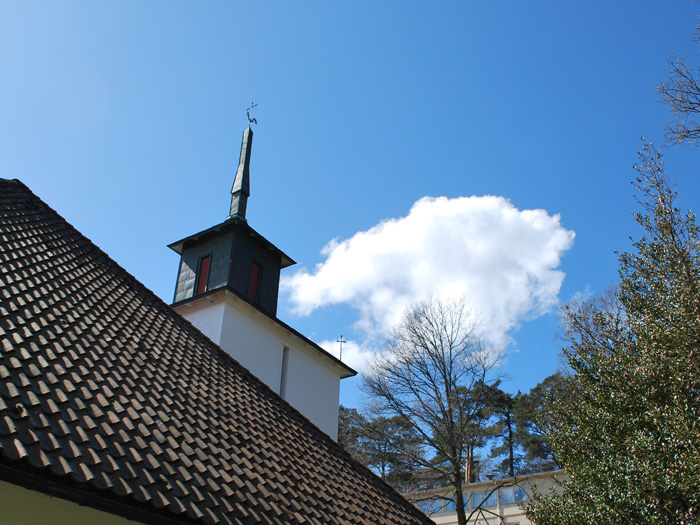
(337, 405), (368, 463)
(338, 407), (422, 490)
(359, 415), (423, 491)
(526, 144), (700, 524)
(485, 383), (518, 478)
(513, 372), (566, 474)
(486, 375), (565, 478)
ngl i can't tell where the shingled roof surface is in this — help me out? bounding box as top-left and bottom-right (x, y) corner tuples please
(0, 179), (433, 525)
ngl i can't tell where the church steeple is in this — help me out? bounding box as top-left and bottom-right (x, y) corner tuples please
(167, 114), (354, 439)
(229, 126), (252, 220)
(169, 116), (294, 315)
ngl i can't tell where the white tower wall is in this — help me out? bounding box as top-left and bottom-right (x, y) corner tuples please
(174, 291), (343, 439)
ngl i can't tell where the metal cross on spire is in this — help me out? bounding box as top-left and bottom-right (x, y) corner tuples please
(336, 335), (346, 360)
(246, 102), (258, 126)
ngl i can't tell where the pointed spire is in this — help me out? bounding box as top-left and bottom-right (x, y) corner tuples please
(229, 126), (253, 220)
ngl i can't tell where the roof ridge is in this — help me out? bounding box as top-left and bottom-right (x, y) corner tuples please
(0, 178), (28, 187)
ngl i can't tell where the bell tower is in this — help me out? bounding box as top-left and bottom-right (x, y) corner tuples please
(169, 125), (294, 315)
(168, 117), (355, 440)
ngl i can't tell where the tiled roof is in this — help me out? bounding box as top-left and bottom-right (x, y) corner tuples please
(0, 179), (433, 525)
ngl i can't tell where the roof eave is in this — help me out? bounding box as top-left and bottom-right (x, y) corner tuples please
(172, 286), (357, 378)
(168, 218), (295, 268)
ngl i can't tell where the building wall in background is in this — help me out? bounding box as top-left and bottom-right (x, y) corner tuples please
(407, 471), (565, 525)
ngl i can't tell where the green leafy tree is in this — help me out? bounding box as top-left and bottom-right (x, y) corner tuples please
(526, 144), (700, 524)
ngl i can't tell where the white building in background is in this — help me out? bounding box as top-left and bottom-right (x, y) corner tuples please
(406, 470), (565, 525)
(169, 125), (355, 439)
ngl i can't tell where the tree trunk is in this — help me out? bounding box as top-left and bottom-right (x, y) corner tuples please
(465, 444), (477, 483)
(506, 411), (515, 478)
(453, 461), (467, 525)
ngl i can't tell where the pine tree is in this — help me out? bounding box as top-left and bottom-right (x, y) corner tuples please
(485, 383), (518, 478)
(512, 373), (565, 474)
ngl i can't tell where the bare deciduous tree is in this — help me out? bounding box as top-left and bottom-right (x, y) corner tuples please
(362, 296), (503, 525)
(657, 20), (700, 146)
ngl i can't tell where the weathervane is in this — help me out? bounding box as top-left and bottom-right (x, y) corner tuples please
(247, 102), (258, 126)
(336, 335), (346, 360)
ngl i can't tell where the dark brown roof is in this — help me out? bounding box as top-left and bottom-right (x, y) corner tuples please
(0, 179), (433, 525)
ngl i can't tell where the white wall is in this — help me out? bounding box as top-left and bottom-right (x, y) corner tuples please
(285, 343), (341, 439)
(177, 299), (226, 344)
(219, 298), (285, 393)
(174, 292), (342, 439)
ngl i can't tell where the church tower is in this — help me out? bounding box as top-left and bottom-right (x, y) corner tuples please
(169, 126), (293, 315)
(169, 121), (354, 439)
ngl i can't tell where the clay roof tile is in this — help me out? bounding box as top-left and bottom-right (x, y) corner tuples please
(0, 179), (433, 525)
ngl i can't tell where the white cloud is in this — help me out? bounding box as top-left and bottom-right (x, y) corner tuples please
(282, 195), (575, 350)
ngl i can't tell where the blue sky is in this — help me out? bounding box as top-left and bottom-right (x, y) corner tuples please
(2, 2), (700, 407)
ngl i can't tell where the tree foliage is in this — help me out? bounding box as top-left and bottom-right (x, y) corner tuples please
(362, 296), (502, 525)
(512, 372), (566, 474)
(360, 415), (423, 490)
(485, 383), (518, 478)
(485, 375), (565, 478)
(526, 144), (700, 524)
(338, 407), (422, 491)
(337, 405), (367, 461)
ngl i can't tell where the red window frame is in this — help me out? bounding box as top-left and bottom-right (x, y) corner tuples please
(247, 261), (261, 302)
(196, 255), (211, 295)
